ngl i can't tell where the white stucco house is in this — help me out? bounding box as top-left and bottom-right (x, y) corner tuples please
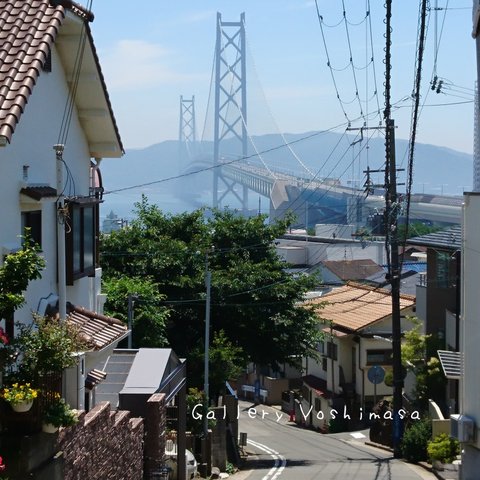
(457, 192), (480, 477)
(0, 0), (128, 408)
(302, 282), (416, 430)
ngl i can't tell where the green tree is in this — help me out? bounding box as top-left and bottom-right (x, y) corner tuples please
(102, 276), (169, 348)
(397, 222), (440, 240)
(0, 235), (45, 336)
(401, 317), (446, 411)
(189, 329), (244, 400)
(100, 197), (322, 394)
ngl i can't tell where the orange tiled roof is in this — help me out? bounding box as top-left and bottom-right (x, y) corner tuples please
(0, 0), (123, 153)
(308, 282), (415, 332)
(67, 303), (128, 351)
(0, 1), (64, 142)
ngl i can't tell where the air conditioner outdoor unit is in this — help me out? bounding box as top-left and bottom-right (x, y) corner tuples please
(451, 414), (475, 443)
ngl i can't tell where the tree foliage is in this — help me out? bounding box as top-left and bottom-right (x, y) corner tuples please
(13, 315), (87, 379)
(397, 222), (440, 240)
(401, 317), (447, 411)
(100, 197), (321, 393)
(189, 329), (244, 400)
(0, 235), (45, 320)
(103, 276), (169, 348)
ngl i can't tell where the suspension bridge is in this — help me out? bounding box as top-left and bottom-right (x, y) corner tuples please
(177, 13), (462, 230)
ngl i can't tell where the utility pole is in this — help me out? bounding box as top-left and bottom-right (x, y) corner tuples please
(203, 251), (212, 438)
(54, 144), (67, 320)
(383, 0), (404, 458)
(127, 294), (138, 349)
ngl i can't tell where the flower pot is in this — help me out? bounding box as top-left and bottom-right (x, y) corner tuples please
(42, 423), (58, 434)
(11, 400), (33, 413)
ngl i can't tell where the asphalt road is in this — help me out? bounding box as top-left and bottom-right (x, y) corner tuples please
(235, 401), (436, 480)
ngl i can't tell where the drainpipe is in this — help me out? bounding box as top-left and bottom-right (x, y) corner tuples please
(455, 250), (461, 412)
(55, 144), (67, 320)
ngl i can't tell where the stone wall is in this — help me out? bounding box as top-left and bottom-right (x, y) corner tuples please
(57, 402), (144, 480)
(143, 393), (167, 477)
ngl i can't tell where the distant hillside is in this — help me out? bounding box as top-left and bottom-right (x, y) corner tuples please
(100, 132), (472, 218)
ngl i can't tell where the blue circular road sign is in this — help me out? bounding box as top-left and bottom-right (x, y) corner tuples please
(367, 365), (385, 385)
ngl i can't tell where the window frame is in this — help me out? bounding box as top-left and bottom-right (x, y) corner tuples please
(21, 209), (42, 248)
(366, 348), (393, 366)
(65, 198), (100, 285)
(326, 341), (338, 361)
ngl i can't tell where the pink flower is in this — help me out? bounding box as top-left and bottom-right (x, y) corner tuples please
(0, 455), (6, 471)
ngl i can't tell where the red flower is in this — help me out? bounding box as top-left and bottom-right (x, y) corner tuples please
(0, 455), (6, 471)
(0, 327), (8, 345)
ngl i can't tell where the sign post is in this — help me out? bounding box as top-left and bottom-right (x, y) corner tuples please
(367, 365), (385, 408)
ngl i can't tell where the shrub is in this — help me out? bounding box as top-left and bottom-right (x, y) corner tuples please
(14, 315), (87, 378)
(44, 394), (78, 428)
(401, 418), (432, 462)
(427, 433), (460, 464)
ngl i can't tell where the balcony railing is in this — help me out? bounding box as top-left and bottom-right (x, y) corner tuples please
(418, 272), (427, 287)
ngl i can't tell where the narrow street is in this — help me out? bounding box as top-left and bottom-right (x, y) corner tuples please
(236, 401), (435, 480)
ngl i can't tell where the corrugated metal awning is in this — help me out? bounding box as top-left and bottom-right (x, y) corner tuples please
(437, 350), (463, 379)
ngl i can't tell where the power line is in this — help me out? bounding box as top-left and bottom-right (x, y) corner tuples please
(102, 123), (354, 195)
(401, 0), (429, 273)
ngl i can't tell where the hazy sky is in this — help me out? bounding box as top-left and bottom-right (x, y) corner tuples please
(90, 1), (475, 154)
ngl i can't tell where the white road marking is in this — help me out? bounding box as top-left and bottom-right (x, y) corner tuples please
(247, 439), (287, 480)
(350, 432), (366, 439)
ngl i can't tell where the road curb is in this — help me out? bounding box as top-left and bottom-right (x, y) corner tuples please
(364, 441), (447, 479)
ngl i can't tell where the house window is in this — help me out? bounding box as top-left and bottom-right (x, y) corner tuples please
(322, 357), (327, 371)
(435, 251), (453, 289)
(366, 349), (393, 366)
(65, 200), (99, 284)
(314, 397), (322, 412)
(317, 341), (324, 354)
(21, 210), (42, 248)
(326, 341), (337, 360)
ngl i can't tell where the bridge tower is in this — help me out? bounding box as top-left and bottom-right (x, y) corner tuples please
(178, 95), (197, 172)
(213, 12), (249, 212)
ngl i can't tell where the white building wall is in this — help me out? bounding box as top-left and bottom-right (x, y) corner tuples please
(276, 238), (386, 267)
(0, 45), (95, 325)
(360, 337), (394, 399)
(460, 192), (480, 478)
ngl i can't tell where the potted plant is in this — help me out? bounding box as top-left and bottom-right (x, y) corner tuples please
(42, 395), (78, 433)
(1, 382), (39, 412)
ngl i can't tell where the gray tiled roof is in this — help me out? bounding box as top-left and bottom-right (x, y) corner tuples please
(407, 225), (462, 250)
(322, 259), (384, 281)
